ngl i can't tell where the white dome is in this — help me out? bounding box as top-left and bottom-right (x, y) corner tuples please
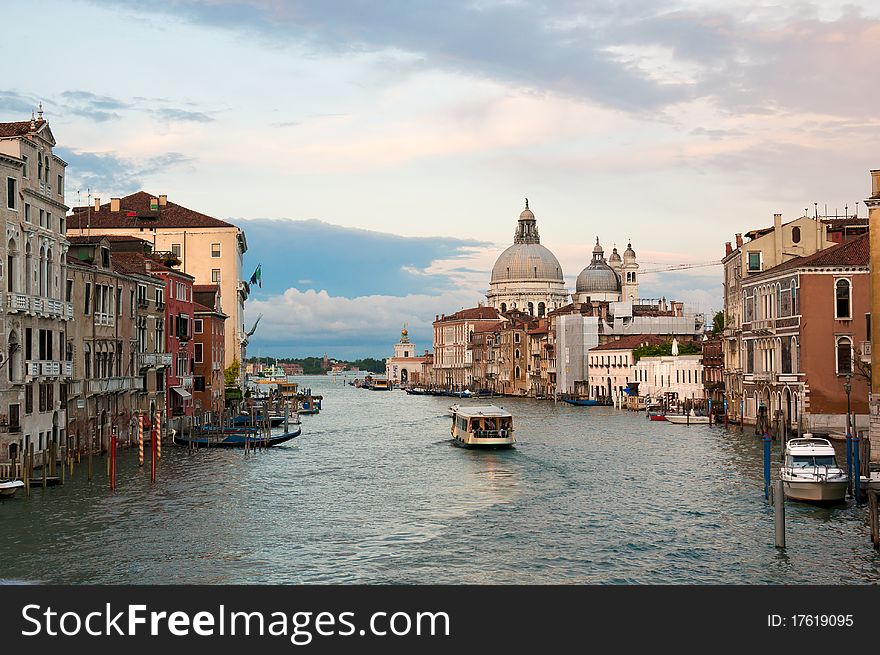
(491, 243), (564, 282)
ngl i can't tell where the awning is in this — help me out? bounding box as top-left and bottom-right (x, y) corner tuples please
(171, 387), (193, 399)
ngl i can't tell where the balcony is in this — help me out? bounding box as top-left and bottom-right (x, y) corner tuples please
(6, 293), (29, 312)
(750, 319), (774, 334)
(861, 341), (871, 363)
(6, 293), (74, 319)
(88, 377), (144, 394)
(25, 360), (73, 378)
(180, 376), (194, 389)
(138, 352), (173, 369)
(94, 312), (114, 326)
(751, 372), (776, 383)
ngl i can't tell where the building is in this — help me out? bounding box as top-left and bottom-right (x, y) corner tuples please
(386, 327), (427, 385)
(432, 306), (503, 388)
(494, 311), (537, 396)
(701, 334), (724, 410)
(587, 334), (668, 404)
(66, 191), (248, 374)
(193, 295), (226, 415)
(486, 200), (569, 316)
(740, 233), (869, 434)
(721, 212), (847, 423)
(632, 342), (704, 406)
(65, 236), (168, 452)
(110, 249), (196, 424)
(0, 112), (72, 469)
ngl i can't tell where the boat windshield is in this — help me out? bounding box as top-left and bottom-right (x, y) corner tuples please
(790, 455), (837, 468)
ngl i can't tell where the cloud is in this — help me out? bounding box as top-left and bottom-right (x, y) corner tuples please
(247, 287), (483, 359)
(0, 90), (40, 116)
(59, 90), (130, 122)
(152, 107), (215, 123)
(239, 218), (489, 298)
(56, 148), (194, 199)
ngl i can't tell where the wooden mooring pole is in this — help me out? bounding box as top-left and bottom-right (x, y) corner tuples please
(867, 490), (879, 549)
(774, 479), (786, 549)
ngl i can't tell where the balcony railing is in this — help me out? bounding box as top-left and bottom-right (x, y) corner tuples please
(25, 360), (73, 378)
(138, 352), (173, 369)
(88, 377), (144, 394)
(6, 293), (73, 319)
(181, 375), (194, 389)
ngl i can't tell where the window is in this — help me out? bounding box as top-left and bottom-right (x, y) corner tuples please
(24, 203), (30, 223)
(211, 269), (221, 283)
(171, 244), (181, 257)
(194, 376), (206, 392)
(194, 343), (203, 363)
(156, 288), (164, 307)
(211, 243), (221, 258)
(747, 252), (761, 272)
(46, 212), (52, 231)
(6, 178), (17, 209)
(836, 336), (853, 375)
(194, 319), (203, 334)
(835, 279), (851, 319)
(57, 174), (63, 196)
(84, 283), (91, 315)
(22, 155), (28, 178)
(867, 313), (872, 339)
(791, 226), (801, 243)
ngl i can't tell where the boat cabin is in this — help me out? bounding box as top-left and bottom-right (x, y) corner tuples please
(451, 406), (515, 448)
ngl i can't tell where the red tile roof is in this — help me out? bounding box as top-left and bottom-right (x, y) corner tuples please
(436, 306), (501, 322)
(193, 284), (220, 293)
(68, 191), (236, 230)
(0, 119), (44, 138)
(110, 251), (194, 280)
(193, 301), (227, 317)
(592, 334), (670, 351)
(755, 232), (869, 277)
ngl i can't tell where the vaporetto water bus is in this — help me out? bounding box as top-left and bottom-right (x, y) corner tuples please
(450, 405), (515, 449)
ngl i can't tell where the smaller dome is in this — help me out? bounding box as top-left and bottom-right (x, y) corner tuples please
(608, 247), (621, 265)
(576, 261), (621, 295)
(592, 237), (604, 255)
(623, 241), (636, 261)
(520, 197), (534, 220)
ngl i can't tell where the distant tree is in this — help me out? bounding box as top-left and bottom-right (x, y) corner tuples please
(632, 340), (701, 363)
(224, 356), (240, 387)
(712, 311), (724, 334)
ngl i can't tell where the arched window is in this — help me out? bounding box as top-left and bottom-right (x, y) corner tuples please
(515, 349), (520, 360)
(527, 302), (534, 315)
(792, 226), (801, 243)
(38, 246), (46, 297)
(835, 279), (851, 319)
(515, 366), (521, 379)
(791, 280), (799, 315)
(538, 302), (545, 317)
(792, 337), (799, 373)
(84, 343), (91, 379)
(500, 303), (507, 313)
(7, 331), (19, 383)
(836, 336), (853, 375)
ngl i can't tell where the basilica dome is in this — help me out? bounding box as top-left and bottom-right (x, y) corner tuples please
(490, 199), (564, 283)
(576, 238), (621, 295)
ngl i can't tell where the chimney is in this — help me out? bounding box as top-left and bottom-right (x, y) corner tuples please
(725, 242), (732, 256)
(871, 170), (880, 199)
(159, 194), (167, 207)
(94, 197), (100, 211)
(735, 233), (743, 248)
(110, 198), (120, 212)
(773, 213), (783, 263)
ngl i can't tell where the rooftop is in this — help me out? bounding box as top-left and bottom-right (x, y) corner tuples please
(0, 119), (45, 138)
(436, 306), (502, 323)
(69, 191), (238, 230)
(592, 334), (670, 351)
(753, 232), (869, 278)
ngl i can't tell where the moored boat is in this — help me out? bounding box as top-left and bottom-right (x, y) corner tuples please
(664, 410), (710, 425)
(0, 479), (24, 498)
(173, 424), (302, 448)
(450, 405), (515, 448)
(781, 437), (848, 503)
(561, 397), (602, 406)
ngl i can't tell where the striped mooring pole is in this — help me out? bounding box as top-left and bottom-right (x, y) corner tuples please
(138, 413), (144, 467)
(155, 409), (162, 460)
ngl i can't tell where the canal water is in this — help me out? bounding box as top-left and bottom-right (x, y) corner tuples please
(2, 376), (878, 584)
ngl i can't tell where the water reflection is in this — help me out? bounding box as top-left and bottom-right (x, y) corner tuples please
(1, 376), (878, 584)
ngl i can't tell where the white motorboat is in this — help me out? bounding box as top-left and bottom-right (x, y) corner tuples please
(664, 410), (710, 425)
(450, 405), (515, 448)
(0, 479), (24, 498)
(781, 437), (848, 502)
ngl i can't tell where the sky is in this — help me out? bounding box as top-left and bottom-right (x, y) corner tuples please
(3, 0), (879, 357)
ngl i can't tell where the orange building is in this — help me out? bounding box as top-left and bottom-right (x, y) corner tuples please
(740, 233), (869, 434)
